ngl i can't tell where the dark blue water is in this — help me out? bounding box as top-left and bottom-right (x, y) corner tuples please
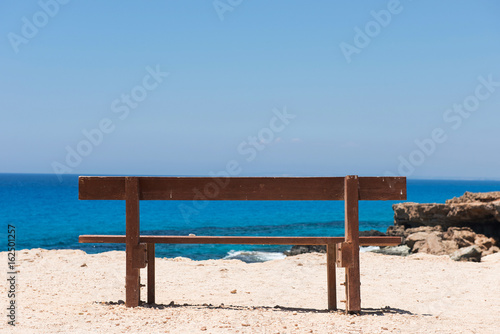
(1, 174), (499, 261)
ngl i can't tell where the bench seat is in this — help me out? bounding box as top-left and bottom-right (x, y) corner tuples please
(79, 235), (401, 246)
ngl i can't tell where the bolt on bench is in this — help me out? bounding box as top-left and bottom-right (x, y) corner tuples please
(79, 175), (405, 313)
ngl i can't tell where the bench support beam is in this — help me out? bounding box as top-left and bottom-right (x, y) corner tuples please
(147, 243), (155, 304)
(344, 175), (361, 314)
(79, 235), (401, 246)
(125, 177), (141, 307)
(326, 243), (337, 311)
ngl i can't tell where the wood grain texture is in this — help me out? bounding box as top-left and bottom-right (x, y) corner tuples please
(79, 176), (406, 201)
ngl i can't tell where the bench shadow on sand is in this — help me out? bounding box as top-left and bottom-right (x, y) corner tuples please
(101, 301), (415, 315)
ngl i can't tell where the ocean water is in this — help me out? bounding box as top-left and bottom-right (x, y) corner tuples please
(1, 174), (499, 262)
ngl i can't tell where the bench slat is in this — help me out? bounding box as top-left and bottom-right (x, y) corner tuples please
(79, 235), (402, 246)
(79, 176), (406, 201)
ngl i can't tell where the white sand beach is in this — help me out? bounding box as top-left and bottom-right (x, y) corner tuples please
(1, 249), (499, 333)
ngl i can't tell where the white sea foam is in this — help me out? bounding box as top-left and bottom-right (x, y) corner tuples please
(223, 250), (286, 263)
(360, 246), (380, 252)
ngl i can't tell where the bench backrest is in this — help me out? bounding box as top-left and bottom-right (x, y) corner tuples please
(79, 176), (406, 201)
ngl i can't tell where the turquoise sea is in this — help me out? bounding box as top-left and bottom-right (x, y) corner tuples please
(1, 174), (500, 262)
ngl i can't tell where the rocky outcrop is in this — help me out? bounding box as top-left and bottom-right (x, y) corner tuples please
(387, 225), (498, 256)
(389, 191), (500, 261)
(392, 191), (500, 239)
(445, 191), (500, 204)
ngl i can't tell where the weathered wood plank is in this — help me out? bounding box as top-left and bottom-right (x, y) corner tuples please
(78, 176), (406, 201)
(79, 235), (402, 246)
(79, 176), (125, 200)
(358, 177), (406, 201)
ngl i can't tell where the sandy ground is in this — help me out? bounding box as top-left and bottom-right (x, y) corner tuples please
(1, 249), (499, 334)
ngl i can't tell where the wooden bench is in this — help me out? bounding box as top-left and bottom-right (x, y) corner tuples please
(78, 175), (406, 313)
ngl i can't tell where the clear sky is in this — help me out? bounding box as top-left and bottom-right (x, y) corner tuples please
(1, 0), (499, 179)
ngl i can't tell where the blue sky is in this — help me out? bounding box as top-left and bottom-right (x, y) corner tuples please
(1, 0), (499, 179)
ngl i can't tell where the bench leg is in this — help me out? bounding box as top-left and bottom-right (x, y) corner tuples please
(345, 266), (361, 313)
(147, 243), (155, 304)
(125, 177), (141, 307)
(344, 175), (361, 313)
(327, 243), (337, 311)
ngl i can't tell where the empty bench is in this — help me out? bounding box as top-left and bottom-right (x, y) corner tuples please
(78, 175), (406, 313)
